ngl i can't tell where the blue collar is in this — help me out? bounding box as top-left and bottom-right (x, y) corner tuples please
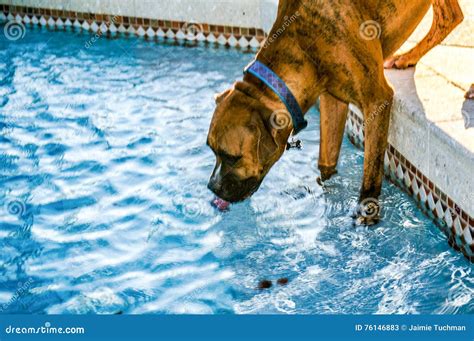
(243, 60), (308, 135)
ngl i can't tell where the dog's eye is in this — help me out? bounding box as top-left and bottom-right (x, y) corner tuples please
(219, 151), (242, 165)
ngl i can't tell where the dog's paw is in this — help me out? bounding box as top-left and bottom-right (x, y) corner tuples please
(384, 54), (418, 69)
(352, 198), (381, 226)
(317, 166), (337, 186)
(353, 214), (380, 227)
(465, 84), (474, 100)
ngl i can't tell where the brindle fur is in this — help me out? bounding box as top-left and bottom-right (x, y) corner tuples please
(207, 0), (466, 224)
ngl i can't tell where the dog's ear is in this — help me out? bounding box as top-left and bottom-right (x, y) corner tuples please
(234, 81), (263, 100)
(234, 81), (288, 140)
(214, 89), (231, 105)
(250, 110), (280, 163)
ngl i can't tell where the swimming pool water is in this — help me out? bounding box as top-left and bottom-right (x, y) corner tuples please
(0, 26), (473, 314)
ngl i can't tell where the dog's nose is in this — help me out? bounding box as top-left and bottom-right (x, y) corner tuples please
(207, 180), (222, 196)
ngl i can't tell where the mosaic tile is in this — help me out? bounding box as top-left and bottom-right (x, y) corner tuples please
(136, 26), (146, 37)
(156, 28), (165, 38)
(90, 21), (99, 32)
(217, 34), (227, 45)
(47, 16), (55, 27)
(145, 27), (155, 37)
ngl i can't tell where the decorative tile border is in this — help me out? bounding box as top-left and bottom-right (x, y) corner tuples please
(0, 4), (266, 48)
(346, 110), (474, 262)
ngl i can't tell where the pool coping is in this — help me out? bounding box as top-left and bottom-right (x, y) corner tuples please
(1, 2), (473, 262)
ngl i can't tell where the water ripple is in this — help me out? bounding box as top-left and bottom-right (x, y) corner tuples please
(0, 26), (472, 314)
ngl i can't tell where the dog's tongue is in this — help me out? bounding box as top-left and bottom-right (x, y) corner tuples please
(212, 197), (230, 211)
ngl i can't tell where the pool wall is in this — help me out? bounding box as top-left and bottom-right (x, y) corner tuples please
(1, 0), (473, 261)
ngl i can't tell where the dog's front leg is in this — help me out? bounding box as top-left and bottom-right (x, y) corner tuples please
(318, 93), (348, 184)
(357, 84), (394, 225)
(384, 0), (464, 69)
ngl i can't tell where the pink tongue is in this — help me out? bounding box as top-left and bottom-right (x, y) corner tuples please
(212, 197), (230, 211)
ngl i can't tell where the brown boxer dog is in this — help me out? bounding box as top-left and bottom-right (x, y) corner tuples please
(207, 0), (466, 224)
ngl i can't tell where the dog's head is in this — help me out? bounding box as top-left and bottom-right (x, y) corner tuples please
(207, 81), (291, 202)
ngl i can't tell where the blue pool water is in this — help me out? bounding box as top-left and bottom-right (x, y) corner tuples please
(0, 26), (473, 315)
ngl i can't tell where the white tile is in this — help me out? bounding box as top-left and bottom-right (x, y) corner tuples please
(108, 23), (117, 33)
(206, 33), (217, 43)
(238, 36), (249, 48)
(463, 225), (472, 245)
(427, 192), (436, 211)
(396, 164), (404, 180)
(217, 34), (227, 45)
(117, 24), (127, 33)
(156, 28), (165, 37)
(47, 17), (56, 27)
(127, 25), (136, 35)
(419, 186), (427, 204)
(435, 200), (444, 219)
(196, 32), (206, 42)
(82, 21), (90, 31)
(411, 179), (420, 196)
(454, 217), (463, 236)
(249, 37), (261, 48)
(228, 35), (238, 47)
(100, 23), (108, 33)
(444, 209), (454, 228)
(90, 21), (99, 32)
(175, 29), (186, 40)
(165, 29), (175, 39)
(145, 27), (155, 37)
(136, 26), (146, 36)
(403, 171), (411, 188)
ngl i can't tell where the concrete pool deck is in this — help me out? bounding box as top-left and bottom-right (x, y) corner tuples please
(0, 0), (473, 260)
